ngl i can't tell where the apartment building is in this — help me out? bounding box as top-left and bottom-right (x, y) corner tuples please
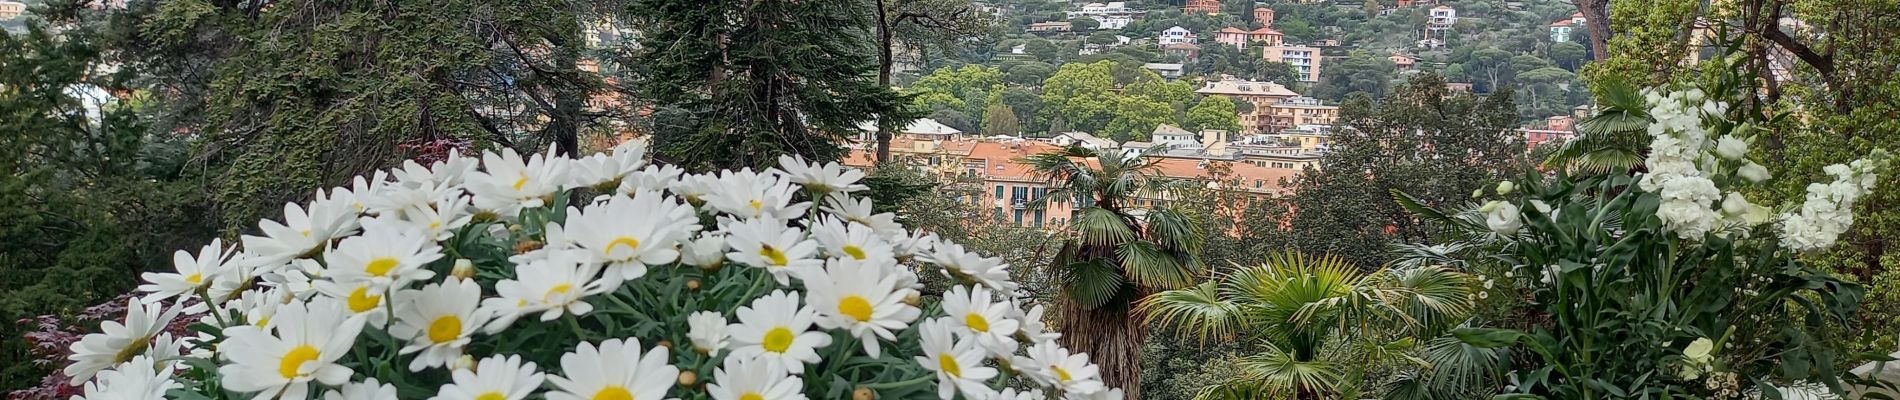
(1261, 45), (1323, 82)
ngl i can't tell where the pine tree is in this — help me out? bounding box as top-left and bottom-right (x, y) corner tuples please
(631, 0), (907, 172)
(982, 103), (1020, 136)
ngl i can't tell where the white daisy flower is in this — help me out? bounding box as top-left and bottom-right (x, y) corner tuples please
(1013, 341), (1105, 395)
(821, 193), (903, 235)
(259, 259), (323, 302)
(941, 285), (1020, 357)
(218, 298), (366, 400)
(64, 299), (181, 385)
(915, 318), (997, 400)
(680, 234), (728, 269)
(546, 338), (678, 400)
(486, 249), (615, 332)
(702, 168), (809, 220)
(322, 378), (398, 400)
(707, 355), (806, 400)
(729, 290), (833, 373)
(687, 311), (730, 354)
(359, 179), (455, 218)
(775, 154), (867, 194)
(391, 149), (478, 189)
(1070, 388), (1125, 400)
(890, 229), (939, 261)
(565, 191), (698, 280)
(618, 164), (683, 195)
(391, 279), (491, 371)
(669, 172), (721, 207)
(724, 218), (822, 285)
(372, 193), (473, 242)
(927, 243), (1019, 294)
(810, 217), (893, 262)
(312, 279), (400, 327)
(804, 259), (919, 357)
(70, 356), (178, 400)
(138, 238), (237, 304)
(1011, 304), (1060, 343)
(466, 147), (570, 218)
(569, 150), (646, 190)
(241, 200), (358, 267)
(993, 388), (1038, 400)
(229, 288), (292, 330)
(429, 354), (546, 400)
(322, 223), (443, 288)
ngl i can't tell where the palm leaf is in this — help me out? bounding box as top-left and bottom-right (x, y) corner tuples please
(1118, 241), (1195, 289)
(1139, 281), (1243, 342)
(1076, 206), (1135, 247)
(1144, 206), (1206, 253)
(1064, 259), (1127, 309)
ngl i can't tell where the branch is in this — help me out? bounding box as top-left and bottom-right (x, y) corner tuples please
(1759, 1), (1834, 78)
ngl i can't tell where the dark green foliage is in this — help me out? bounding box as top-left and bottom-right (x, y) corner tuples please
(0, 11), (215, 389)
(1257, 73), (1528, 269)
(630, 0), (909, 172)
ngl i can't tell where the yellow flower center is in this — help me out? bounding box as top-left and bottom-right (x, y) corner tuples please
(110, 336), (151, 364)
(428, 220), (442, 230)
(938, 353), (962, 377)
(838, 296), (874, 322)
(748, 200), (764, 214)
(1052, 365), (1073, 382)
(512, 176), (530, 191)
(346, 286), (381, 313)
(428, 315), (463, 343)
(544, 284), (573, 303)
(185, 273), (204, 285)
(255, 315), (271, 328)
(605, 236), (640, 255)
(841, 245), (866, 260)
(739, 393), (764, 400)
(759, 245), (789, 266)
(365, 257), (400, 277)
(475, 392), (507, 400)
(592, 385), (632, 400)
(965, 313), (990, 333)
(278, 345), (320, 379)
(761, 326), (795, 353)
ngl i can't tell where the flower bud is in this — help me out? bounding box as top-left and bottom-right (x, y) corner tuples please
(451, 259), (476, 280)
(853, 387), (876, 400)
(686, 279), (701, 291)
(658, 339), (673, 349)
(1472, 188), (1484, 198)
(677, 370), (697, 387)
(903, 292), (921, 307)
(1496, 181), (1515, 195)
(454, 355), (476, 370)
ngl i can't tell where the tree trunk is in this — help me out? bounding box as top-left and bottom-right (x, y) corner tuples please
(873, 0), (895, 164)
(1058, 297), (1147, 399)
(1575, 0), (1612, 60)
(550, 39), (583, 158)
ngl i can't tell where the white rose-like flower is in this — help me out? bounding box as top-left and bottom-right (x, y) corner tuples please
(1737, 161), (1771, 183)
(1720, 192), (1772, 227)
(1480, 201), (1521, 236)
(1713, 135), (1747, 160)
(687, 311), (730, 354)
(681, 234), (729, 269)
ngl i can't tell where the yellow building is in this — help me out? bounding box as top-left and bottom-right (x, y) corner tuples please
(0, 1), (25, 19)
(1262, 96), (1339, 133)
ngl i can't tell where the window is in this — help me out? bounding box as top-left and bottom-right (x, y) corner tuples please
(995, 207), (1005, 220)
(1012, 186), (1029, 203)
(995, 185), (1004, 199)
(1034, 210), (1046, 227)
(1013, 209), (1025, 224)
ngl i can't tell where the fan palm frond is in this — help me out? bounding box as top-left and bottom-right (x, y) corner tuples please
(1076, 206), (1135, 247)
(1063, 259), (1128, 309)
(1119, 241), (1195, 289)
(1139, 281), (1243, 341)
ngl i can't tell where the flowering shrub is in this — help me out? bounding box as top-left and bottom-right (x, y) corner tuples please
(1402, 85), (1890, 398)
(56, 141), (1121, 400)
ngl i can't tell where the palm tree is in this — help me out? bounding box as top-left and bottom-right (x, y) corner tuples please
(1023, 145), (1205, 398)
(1139, 252), (1479, 399)
(1544, 77), (1652, 172)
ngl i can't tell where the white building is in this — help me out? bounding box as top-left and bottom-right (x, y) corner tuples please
(1143, 63), (1185, 79)
(1550, 12), (1585, 42)
(1051, 131), (1119, 150)
(1158, 26), (1197, 45)
(1262, 45), (1323, 83)
(1067, 2), (1141, 30)
(1427, 6), (1457, 38)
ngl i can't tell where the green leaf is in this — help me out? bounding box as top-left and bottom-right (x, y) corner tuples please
(1452, 327), (1528, 348)
(1065, 260), (1126, 309)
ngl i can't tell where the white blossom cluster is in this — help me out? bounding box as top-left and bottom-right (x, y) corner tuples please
(64, 141), (1122, 400)
(1777, 149), (1892, 252)
(1636, 88), (1733, 239)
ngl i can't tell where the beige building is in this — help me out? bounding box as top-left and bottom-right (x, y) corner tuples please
(1195, 77), (1300, 134)
(1263, 96), (1339, 133)
(0, 1), (25, 20)
(1261, 45), (1323, 83)
(1214, 27), (1284, 50)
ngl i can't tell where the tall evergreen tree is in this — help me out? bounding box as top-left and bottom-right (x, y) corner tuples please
(631, 0), (907, 171)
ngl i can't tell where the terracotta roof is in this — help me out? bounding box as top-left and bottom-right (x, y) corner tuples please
(1217, 27), (1249, 34)
(1147, 158), (1296, 193)
(1249, 27), (1282, 35)
(966, 140), (1063, 181)
(1550, 19), (1572, 27)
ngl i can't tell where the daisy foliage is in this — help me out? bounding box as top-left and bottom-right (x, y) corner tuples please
(63, 144), (1115, 400)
